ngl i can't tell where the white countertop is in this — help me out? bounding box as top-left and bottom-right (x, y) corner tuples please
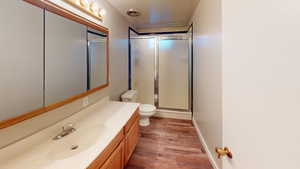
(0, 99), (139, 169)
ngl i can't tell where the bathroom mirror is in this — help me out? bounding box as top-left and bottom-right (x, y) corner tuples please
(44, 14), (109, 106)
(0, 0), (44, 122)
(87, 28), (109, 90)
(45, 11), (88, 106)
(0, 0), (109, 129)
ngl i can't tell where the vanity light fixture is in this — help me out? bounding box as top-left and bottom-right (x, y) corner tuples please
(90, 2), (99, 14)
(99, 9), (106, 17)
(75, 0), (81, 6)
(80, 0), (89, 9)
(63, 0), (104, 21)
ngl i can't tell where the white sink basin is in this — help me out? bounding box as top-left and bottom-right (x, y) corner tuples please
(47, 124), (105, 160)
(0, 101), (139, 169)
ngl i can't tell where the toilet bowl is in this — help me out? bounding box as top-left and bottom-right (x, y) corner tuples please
(121, 90), (156, 126)
(139, 104), (156, 126)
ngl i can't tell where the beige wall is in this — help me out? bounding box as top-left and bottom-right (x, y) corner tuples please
(190, 0), (223, 168)
(0, 0), (130, 148)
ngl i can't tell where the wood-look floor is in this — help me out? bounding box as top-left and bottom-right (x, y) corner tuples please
(125, 117), (214, 169)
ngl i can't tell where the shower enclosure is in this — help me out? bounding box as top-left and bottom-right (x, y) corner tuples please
(129, 29), (192, 112)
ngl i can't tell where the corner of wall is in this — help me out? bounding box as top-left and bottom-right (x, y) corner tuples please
(190, 0), (223, 168)
(192, 117), (221, 169)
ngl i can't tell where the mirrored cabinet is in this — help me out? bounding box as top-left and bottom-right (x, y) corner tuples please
(0, 0), (109, 128)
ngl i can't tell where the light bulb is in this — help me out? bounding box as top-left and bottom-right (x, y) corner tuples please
(75, 0), (81, 6)
(90, 2), (99, 14)
(99, 9), (106, 17)
(80, 0), (89, 9)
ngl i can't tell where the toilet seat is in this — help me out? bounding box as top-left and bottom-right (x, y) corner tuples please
(140, 104), (156, 114)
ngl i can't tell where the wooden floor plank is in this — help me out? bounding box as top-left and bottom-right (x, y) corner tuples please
(125, 117), (214, 169)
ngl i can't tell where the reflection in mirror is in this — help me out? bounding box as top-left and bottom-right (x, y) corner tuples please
(87, 29), (108, 90)
(0, 0), (109, 129)
(45, 11), (87, 106)
(0, 0), (44, 121)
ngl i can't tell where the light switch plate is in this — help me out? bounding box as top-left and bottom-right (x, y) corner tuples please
(83, 97), (89, 107)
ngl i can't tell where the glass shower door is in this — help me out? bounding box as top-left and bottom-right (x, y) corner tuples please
(131, 37), (155, 105)
(158, 36), (189, 110)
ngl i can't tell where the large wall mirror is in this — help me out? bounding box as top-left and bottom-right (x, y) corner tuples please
(0, 0), (109, 129)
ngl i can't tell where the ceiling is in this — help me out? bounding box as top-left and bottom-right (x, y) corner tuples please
(106, 0), (200, 29)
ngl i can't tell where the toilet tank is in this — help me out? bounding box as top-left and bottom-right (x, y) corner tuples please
(121, 90), (138, 102)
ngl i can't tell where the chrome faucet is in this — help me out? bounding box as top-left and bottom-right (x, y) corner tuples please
(53, 123), (76, 140)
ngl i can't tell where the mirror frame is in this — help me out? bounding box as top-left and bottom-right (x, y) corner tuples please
(0, 0), (109, 129)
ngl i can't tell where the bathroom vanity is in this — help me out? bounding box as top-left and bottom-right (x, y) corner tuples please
(87, 103), (140, 169)
(0, 99), (140, 169)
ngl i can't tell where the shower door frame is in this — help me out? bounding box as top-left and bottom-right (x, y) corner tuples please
(155, 35), (191, 112)
(128, 27), (193, 113)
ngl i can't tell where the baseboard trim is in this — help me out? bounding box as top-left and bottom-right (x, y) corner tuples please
(192, 118), (220, 169)
(154, 110), (192, 120)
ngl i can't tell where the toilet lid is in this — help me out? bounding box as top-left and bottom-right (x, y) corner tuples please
(140, 104), (156, 112)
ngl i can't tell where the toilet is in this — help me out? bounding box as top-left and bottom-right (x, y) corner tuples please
(121, 90), (156, 126)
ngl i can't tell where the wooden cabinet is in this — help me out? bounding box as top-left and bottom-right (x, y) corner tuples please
(100, 142), (124, 169)
(87, 108), (140, 169)
(87, 130), (124, 169)
(125, 120), (139, 165)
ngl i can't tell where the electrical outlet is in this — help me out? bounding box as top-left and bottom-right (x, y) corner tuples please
(83, 97), (89, 107)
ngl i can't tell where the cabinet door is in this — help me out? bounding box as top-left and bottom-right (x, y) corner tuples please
(100, 142), (124, 169)
(99, 158), (111, 169)
(125, 120), (140, 165)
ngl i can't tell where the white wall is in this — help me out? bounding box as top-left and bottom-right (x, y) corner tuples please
(222, 0), (300, 168)
(190, 0), (223, 168)
(0, 0), (130, 148)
